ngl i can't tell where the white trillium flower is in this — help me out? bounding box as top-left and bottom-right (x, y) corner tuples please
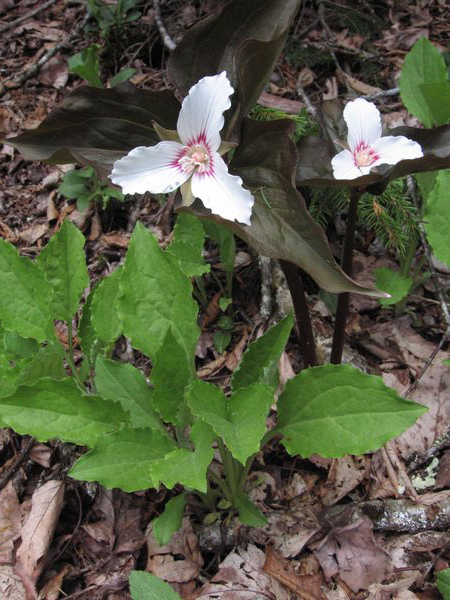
(110, 72), (254, 225)
(331, 98), (423, 180)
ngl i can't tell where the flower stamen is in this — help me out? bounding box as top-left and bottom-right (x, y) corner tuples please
(179, 144), (210, 174)
(353, 142), (379, 168)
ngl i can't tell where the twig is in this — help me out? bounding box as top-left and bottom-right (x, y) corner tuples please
(153, 0), (176, 51)
(317, 1), (352, 93)
(380, 446), (401, 496)
(385, 441), (419, 501)
(0, 0), (58, 34)
(296, 79), (316, 117)
(361, 87), (399, 101)
(0, 437), (35, 491)
(258, 256), (273, 321)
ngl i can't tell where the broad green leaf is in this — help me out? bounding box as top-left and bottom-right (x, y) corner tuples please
(228, 118), (383, 296)
(59, 167), (93, 199)
(91, 266), (123, 345)
(374, 268), (412, 306)
(0, 378), (128, 446)
(19, 342), (66, 385)
(296, 123), (450, 189)
(152, 495), (187, 546)
(202, 221), (235, 275)
(151, 329), (193, 425)
(232, 313), (293, 390)
(68, 46), (102, 88)
(424, 169), (450, 267)
(110, 67), (136, 87)
(0, 239), (52, 342)
(3, 331), (39, 359)
(167, 213), (209, 277)
(0, 326), (39, 399)
(78, 290), (98, 363)
(129, 571), (181, 600)
(187, 380), (273, 465)
(417, 82), (450, 126)
(118, 223), (199, 361)
(437, 568), (450, 599)
(95, 356), (162, 430)
(214, 331), (231, 354)
(234, 494), (267, 527)
(69, 427), (175, 492)
(168, 0), (301, 133)
(276, 364), (427, 458)
(416, 171), (437, 201)
(399, 37), (448, 127)
(149, 421), (215, 492)
(5, 83), (180, 176)
(37, 220), (89, 322)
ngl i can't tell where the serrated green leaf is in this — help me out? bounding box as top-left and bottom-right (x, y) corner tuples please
(424, 169), (450, 267)
(167, 213), (209, 277)
(152, 495), (187, 546)
(277, 364), (427, 458)
(0, 239), (52, 342)
(0, 378), (128, 446)
(151, 329), (193, 425)
(232, 313), (293, 390)
(37, 220), (89, 322)
(19, 342), (66, 385)
(437, 567), (450, 599)
(149, 420), (214, 492)
(399, 37), (449, 127)
(234, 493), (267, 527)
(374, 268), (412, 306)
(129, 571), (181, 600)
(91, 266), (122, 345)
(187, 380), (273, 465)
(95, 356), (162, 430)
(69, 427), (175, 492)
(118, 223), (199, 361)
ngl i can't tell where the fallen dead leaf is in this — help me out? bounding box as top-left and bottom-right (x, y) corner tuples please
(37, 564), (72, 600)
(16, 481), (65, 584)
(342, 73), (382, 96)
(0, 565), (27, 600)
(263, 546), (324, 599)
(0, 481), (21, 564)
(225, 333), (249, 372)
(37, 54), (68, 89)
(18, 223), (48, 245)
(320, 455), (370, 506)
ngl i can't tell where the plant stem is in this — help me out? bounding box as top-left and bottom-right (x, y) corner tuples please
(330, 189), (361, 364)
(217, 438), (240, 500)
(279, 260), (317, 367)
(66, 320), (84, 389)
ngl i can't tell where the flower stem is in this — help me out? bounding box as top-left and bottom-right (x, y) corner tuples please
(279, 260), (317, 368)
(330, 189), (361, 364)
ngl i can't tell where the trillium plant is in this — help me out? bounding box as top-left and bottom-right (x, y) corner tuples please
(2, 0), (450, 556)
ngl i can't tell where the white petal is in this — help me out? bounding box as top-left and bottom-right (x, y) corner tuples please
(331, 149), (371, 180)
(177, 72), (233, 152)
(110, 141), (190, 195)
(371, 135), (423, 167)
(191, 153), (254, 225)
(344, 98), (382, 152)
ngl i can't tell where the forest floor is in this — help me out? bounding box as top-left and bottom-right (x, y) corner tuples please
(1, 1), (450, 599)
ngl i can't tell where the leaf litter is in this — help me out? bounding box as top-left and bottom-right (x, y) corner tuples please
(1, 0), (450, 598)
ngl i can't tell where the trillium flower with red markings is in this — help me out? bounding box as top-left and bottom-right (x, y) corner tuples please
(331, 98), (423, 180)
(110, 72), (254, 225)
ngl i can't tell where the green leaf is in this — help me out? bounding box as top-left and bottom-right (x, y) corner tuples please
(68, 45), (103, 88)
(58, 168), (92, 199)
(5, 83), (181, 176)
(399, 37), (449, 127)
(152, 495), (187, 546)
(424, 169), (450, 267)
(187, 380), (273, 465)
(118, 223), (199, 361)
(149, 421), (215, 493)
(3, 332), (39, 359)
(232, 313), (293, 390)
(151, 329), (193, 425)
(69, 427), (175, 492)
(437, 568), (450, 599)
(19, 342), (66, 385)
(95, 357), (162, 430)
(37, 220), (89, 322)
(214, 331), (231, 354)
(0, 239), (52, 342)
(167, 213), (209, 277)
(78, 290), (98, 363)
(234, 493), (267, 527)
(374, 268), (412, 306)
(168, 0), (301, 134)
(417, 82), (450, 126)
(110, 67), (136, 87)
(91, 266), (122, 345)
(129, 571), (181, 600)
(276, 364), (427, 458)
(227, 118), (383, 296)
(416, 171), (437, 201)
(0, 378), (128, 447)
(202, 221), (235, 274)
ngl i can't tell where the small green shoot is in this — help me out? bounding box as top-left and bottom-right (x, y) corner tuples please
(59, 167), (125, 212)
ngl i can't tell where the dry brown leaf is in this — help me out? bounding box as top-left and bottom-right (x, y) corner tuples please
(320, 455), (370, 506)
(28, 444), (52, 469)
(225, 334), (249, 372)
(200, 291), (221, 328)
(37, 564), (72, 600)
(312, 514), (390, 592)
(196, 544), (290, 600)
(263, 546), (324, 599)
(298, 66), (315, 87)
(323, 77), (338, 100)
(0, 482), (21, 564)
(16, 481), (65, 583)
(100, 232), (130, 249)
(37, 54), (68, 89)
(18, 223), (47, 245)
(342, 73), (382, 96)
(0, 565), (27, 600)
(146, 517), (203, 584)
